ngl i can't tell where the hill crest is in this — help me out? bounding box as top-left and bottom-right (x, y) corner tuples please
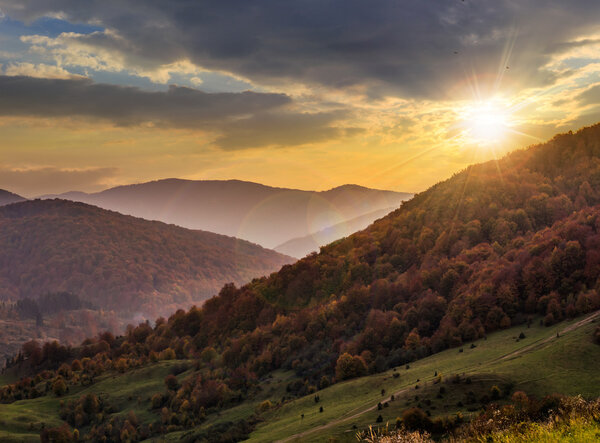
(41, 179), (412, 251)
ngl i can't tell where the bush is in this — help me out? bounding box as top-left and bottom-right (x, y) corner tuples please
(160, 348), (176, 360)
(257, 400), (272, 413)
(490, 385), (501, 400)
(151, 393), (164, 409)
(402, 407), (432, 431)
(319, 375), (331, 389)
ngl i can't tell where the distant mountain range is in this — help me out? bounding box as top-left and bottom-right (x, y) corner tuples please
(42, 180), (412, 255)
(0, 189), (25, 206)
(274, 207), (394, 257)
(0, 199), (293, 319)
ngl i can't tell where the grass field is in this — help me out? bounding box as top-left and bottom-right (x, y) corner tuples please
(247, 312), (600, 442)
(0, 360), (193, 442)
(0, 313), (598, 442)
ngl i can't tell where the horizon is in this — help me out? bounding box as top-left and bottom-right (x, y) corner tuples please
(12, 177), (417, 200)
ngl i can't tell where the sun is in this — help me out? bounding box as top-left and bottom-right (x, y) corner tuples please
(462, 100), (511, 145)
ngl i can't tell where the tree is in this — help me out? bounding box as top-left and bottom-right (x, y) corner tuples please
(335, 353), (367, 381)
(52, 378), (67, 396)
(405, 329), (421, 350)
(40, 424), (74, 443)
(71, 359), (82, 372)
(165, 374), (179, 391)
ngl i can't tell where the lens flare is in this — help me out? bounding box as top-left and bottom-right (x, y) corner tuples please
(463, 100), (511, 145)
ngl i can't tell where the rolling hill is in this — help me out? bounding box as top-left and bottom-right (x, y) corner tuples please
(43, 180), (412, 250)
(3, 123), (600, 441)
(0, 199), (293, 318)
(0, 189), (25, 206)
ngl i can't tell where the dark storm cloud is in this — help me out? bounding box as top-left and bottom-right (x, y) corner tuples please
(0, 75), (351, 148)
(215, 110), (362, 150)
(0, 75), (290, 127)
(3, 0), (600, 99)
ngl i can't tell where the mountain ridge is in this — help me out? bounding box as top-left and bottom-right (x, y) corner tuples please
(40, 179), (413, 249)
(0, 189), (26, 206)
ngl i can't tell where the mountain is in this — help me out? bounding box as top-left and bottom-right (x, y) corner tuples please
(0, 199), (293, 318)
(43, 180), (412, 249)
(4, 124), (600, 441)
(0, 189), (25, 206)
(274, 207), (394, 257)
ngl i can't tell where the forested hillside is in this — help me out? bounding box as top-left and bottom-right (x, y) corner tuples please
(4, 124), (600, 441)
(0, 199), (293, 318)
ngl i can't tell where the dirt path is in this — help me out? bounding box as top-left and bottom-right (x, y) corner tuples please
(497, 310), (600, 362)
(277, 310), (600, 442)
(276, 387), (411, 442)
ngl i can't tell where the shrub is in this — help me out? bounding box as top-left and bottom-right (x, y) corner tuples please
(160, 348), (176, 360)
(490, 385), (501, 400)
(319, 375), (331, 389)
(402, 407), (432, 431)
(164, 374), (179, 391)
(257, 400), (272, 413)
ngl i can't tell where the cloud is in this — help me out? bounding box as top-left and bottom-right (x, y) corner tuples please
(576, 84), (600, 105)
(0, 75), (352, 149)
(0, 166), (118, 197)
(215, 110), (362, 150)
(3, 62), (82, 79)
(4, 1), (600, 99)
(0, 75), (290, 127)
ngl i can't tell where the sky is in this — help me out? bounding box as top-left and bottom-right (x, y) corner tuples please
(1, 1), (600, 197)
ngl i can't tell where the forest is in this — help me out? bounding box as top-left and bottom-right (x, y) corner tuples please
(0, 199), (292, 318)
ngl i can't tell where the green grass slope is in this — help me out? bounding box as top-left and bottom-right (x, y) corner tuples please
(247, 312), (600, 442)
(0, 361), (192, 442)
(0, 313), (597, 442)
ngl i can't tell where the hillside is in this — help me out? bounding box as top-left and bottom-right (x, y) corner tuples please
(274, 207), (394, 258)
(3, 124), (600, 441)
(0, 189), (25, 206)
(0, 313), (597, 442)
(43, 180), (412, 249)
(0, 199), (293, 318)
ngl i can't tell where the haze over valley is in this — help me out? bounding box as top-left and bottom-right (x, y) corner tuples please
(41, 180), (412, 256)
